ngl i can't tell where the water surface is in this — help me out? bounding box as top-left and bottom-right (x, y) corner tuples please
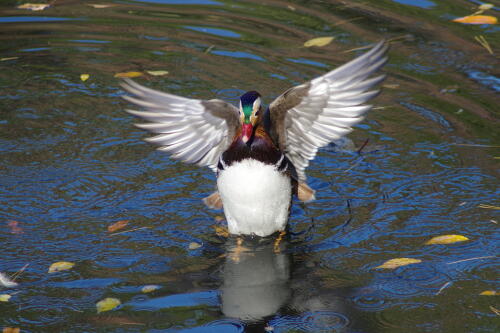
(0, 0), (498, 332)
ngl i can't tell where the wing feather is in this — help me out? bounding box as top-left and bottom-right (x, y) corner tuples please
(121, 79), (239, 171)
(269, 40), (389, 181)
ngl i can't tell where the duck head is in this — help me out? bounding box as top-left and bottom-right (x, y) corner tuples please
(239, 91), (262, 143)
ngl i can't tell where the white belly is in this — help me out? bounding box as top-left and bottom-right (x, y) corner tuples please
(217, 159), (292, 237)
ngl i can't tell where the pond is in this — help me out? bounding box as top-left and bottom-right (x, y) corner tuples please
(0, 0), (498, 332)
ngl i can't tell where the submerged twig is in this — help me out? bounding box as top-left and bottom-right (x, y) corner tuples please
(10, 263), (29, 282)
(446, 255), (495, 265)
(490, 306), (500, 316)
(475, 35), (493, 55)
(451, 143), (500, 148)
(357, 138), (370, 154)
(109, 227), (151, 236)
(435, 281), (452, 295)
(343, 159), (362, 173)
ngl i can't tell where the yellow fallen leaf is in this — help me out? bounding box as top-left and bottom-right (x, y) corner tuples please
(17, 3), (50, 11)
(453, 15), (498, 25)
(479, 4), (494, 11)
(3, 328), (20, 333)
(48, 261), (75, 273)
(114, 71), (143, 78)
(141, 285), (160, 293)
(107, 220), (129, 233)
(146, 70), (169, 76)
(304, 36), (335, 47)
(96, 297), (121, 313)
(0, 294), (12, 302)
(478, 204), (500, 210)
(188, 242), (202, 250)
(375, 258), (422, 269)
(1, 57), (19, 62)
(480, 290), (497, 296)
(425, 234), (469, 245)
(80, 74), (89, 82)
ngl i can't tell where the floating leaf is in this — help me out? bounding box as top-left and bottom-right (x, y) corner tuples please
(0, 272), (18, 288)
(383, 84), (400, 89)
(478, 204), (500, 210)
(48, 261), (74, 273)
(141, 285), (160, 293)
(6, 220), (23, 234)
(425, 234), (469, 245)
(88, 4), (115, 8)
(0, 294), (12, 302)
(17, 3), (50, 11)
(96, 297), (121, 313)
(1, 57), (19, 62)
(213, 225), (229, 237)
(3, 328), (20, 333)
(375, 258), (422, 269)
(304, 36), (335, 47)
(188, 242), (202, 250)
(479, 4), (494, 11)
(146, 70), (169, 76)
(80, 74), (89, 82)
(480, 290), (497, 296)
(453, 15), (498, 25)
(114, 71), (143, 78)
(107, 220), (129, 233)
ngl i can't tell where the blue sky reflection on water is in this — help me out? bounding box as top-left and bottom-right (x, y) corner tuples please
(392, 0), (436, 9)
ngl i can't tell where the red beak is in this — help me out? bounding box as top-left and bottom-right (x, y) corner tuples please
(241, 123), (253, 143)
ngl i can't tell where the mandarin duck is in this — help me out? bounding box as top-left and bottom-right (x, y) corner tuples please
(122, 40), (388, 237)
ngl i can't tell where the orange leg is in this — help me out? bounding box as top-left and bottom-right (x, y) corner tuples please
(274, 231), (286, 253)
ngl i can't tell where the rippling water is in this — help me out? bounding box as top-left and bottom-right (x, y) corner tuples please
(1, 0), (498, 332)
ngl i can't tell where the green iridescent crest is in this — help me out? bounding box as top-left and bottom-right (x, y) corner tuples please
(242, 105), (253, 123)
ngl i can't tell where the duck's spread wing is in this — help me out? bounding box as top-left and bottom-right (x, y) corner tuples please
(269, 40), (388, 181)
(121, 79), (240, 172)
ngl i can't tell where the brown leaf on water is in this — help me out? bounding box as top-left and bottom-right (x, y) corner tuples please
(304, 36), (335, 47)
(453, 15), (498, 25)
(425, 234), (469, 245)
(17, 3), (50, 11)
(375, 258), (422, 269)
(114, 71), (143, 78)
(3, 328), (20, 333)
(107, 220), (129, 233)
(6, 220), (24, 234)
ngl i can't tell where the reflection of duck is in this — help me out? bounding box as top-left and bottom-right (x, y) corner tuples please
(220, 237), (291, 322)
(122, 41), (388, 237)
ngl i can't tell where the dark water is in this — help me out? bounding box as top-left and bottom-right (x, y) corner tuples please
(1, 0), (499, 332)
